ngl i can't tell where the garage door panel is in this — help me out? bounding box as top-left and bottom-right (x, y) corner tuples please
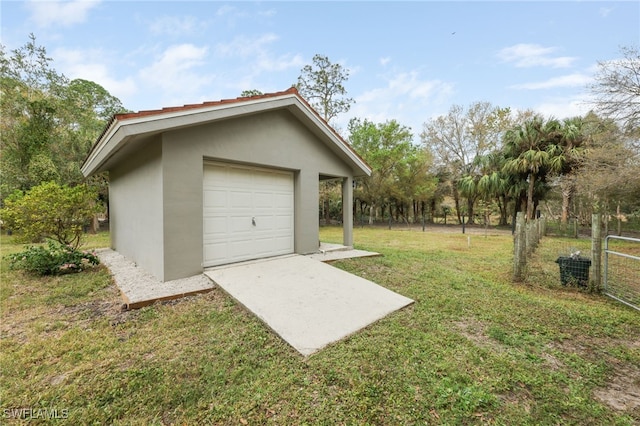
(227, 168), (252, 186)
(274, 196), (293, 210)
(204, 242), (228, 262)
(229, 240), (257, 257)
(230, 190), (252, 208)
(203, 163), (294, 267)
(252, 237), (290, 255)
(203, 189), (227, 208)
(254, 192), (274, 208)
(274, 214), (293, 230)
(204, 216), (228, 234)
(230, 216), (254, 233)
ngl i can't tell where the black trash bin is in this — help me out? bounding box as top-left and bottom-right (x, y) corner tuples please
(555, 256), (591, 286)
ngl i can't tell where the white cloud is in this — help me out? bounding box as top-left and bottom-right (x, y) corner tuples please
(533, 95), (593, 119)
(26, 0), (100, 28)
(53, 47), (137, 101)
(215, 34), (304, 79)
(215, 34), (279, 58)
(599, 7), (612, 17)
(139, 44), (214, 97)
(510, 73), (592, 90)
(498, 43), (576, 68)
(149, 16), (202, 37)
(256, 53), (305, 73)
(338, 71), (454, 136)
(216, 5), (237, 17)
(258, 9), (277, 18)
(380, 57), (391, 66)
(370, 71), (454, 101)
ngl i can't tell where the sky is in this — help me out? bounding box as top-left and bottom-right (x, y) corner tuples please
(2, 0), (639, 139)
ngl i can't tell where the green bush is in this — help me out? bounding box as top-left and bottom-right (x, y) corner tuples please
(7, 240), (100, 276)
(0, 181), (100, 249)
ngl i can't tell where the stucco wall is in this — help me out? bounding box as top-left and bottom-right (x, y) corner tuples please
(109, 139), (165, 280)
(160, 109), (353, 281)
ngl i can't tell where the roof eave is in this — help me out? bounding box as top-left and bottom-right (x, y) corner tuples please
(81, 92), (372, 177)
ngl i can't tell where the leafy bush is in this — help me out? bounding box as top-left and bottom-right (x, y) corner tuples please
(7, 240), (100, 276)
(0, 181), (100, 249)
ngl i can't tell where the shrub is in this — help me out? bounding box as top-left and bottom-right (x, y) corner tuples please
(7, 240), (100, 276)
(0, 181), (100, 249)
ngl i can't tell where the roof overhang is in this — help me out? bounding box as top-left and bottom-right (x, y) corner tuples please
(81, 90), (372, 178)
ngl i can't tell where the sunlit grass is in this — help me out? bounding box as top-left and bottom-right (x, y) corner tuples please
(1, 228), (638, 424)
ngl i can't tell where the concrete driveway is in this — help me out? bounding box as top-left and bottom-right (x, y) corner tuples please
(205, 254), (413, 356)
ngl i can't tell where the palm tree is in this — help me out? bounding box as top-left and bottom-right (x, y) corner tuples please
(547, 117), (587, 224)
(459, 151), (510, 225)
(502, 116), (561, 220)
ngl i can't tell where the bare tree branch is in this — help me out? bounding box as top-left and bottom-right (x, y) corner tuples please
(590, 45), (640, 135)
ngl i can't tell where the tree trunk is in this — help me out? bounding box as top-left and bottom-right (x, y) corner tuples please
(560, 178), (575, 224)
(526, 173), (535, 221)
(498, 195), (509, 226)
(369, 204), (375, 225)
(466, 197), (475, 225)
(429, 199), (436, 224)
(452, 184), (462, 223)
(453, 186), (462, 224)
(617, 200), (622, 236)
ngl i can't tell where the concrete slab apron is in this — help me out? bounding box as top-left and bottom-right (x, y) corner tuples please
(205, 255), (413, 356)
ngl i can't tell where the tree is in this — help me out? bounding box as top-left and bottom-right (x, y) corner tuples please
(547, 117), (587, 223)
(575, 112), (640, 219)
(58, 79), (125, 185)
(0, 35), (126, 201)
(295, 54), (354, 124)
(459, 150), (512, 226)
(502, 115), (581, 223)
(349, 118), (434, 224)
(0, 181), (100, 249)
(421, 102), (512, 224)
(1, 35), (64, 194)
(240, 89), (263, 97)
(589, 45), (640, 137)
(296, 54), (354, 224)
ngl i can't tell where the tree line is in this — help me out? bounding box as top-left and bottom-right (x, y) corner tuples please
(1, 34), (127, 207)
(2, 37), (639, 232)
(300, 52), (640, 228)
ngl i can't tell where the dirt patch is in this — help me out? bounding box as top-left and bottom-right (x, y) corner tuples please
(550, 337), (640, 413)
(593, 362), (640, 412)
(452, 318), (507, 354)
(453, 318), (640, 416)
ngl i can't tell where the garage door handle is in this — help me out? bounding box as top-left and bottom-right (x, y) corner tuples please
(252, 217), (256, 226)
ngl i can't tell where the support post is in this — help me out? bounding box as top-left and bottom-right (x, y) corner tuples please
(342, 177), (353, 248)
(591, 213), (602, 291)
(513, 212), (526, 281)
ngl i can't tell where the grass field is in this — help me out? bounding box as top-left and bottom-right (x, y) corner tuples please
(1, 228), (639, 425)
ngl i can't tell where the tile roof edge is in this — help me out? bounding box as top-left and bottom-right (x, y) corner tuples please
(114, 87), (300, 121)
(84, 87), (371, 176)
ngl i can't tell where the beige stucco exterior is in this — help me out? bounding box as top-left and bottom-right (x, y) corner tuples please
(83, 90), (370, 282)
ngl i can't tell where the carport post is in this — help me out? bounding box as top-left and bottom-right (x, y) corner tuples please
(342, 177), (354, 247)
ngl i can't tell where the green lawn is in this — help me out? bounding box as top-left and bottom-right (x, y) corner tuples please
(1, 228), (638, 425)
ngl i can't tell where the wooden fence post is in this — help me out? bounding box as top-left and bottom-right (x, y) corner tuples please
(514, 212), (526, 281)
(591, 213), (602, 291)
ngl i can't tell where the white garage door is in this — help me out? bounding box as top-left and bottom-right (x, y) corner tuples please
(203, 162), (294, 267)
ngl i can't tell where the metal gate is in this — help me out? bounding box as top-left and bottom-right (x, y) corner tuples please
(604, 235), (640, 312)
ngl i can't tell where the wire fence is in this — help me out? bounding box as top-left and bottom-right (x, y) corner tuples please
(514, 214), (639, 311)
(513, 213), (601, 290)
(605, 236), (640, 312)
